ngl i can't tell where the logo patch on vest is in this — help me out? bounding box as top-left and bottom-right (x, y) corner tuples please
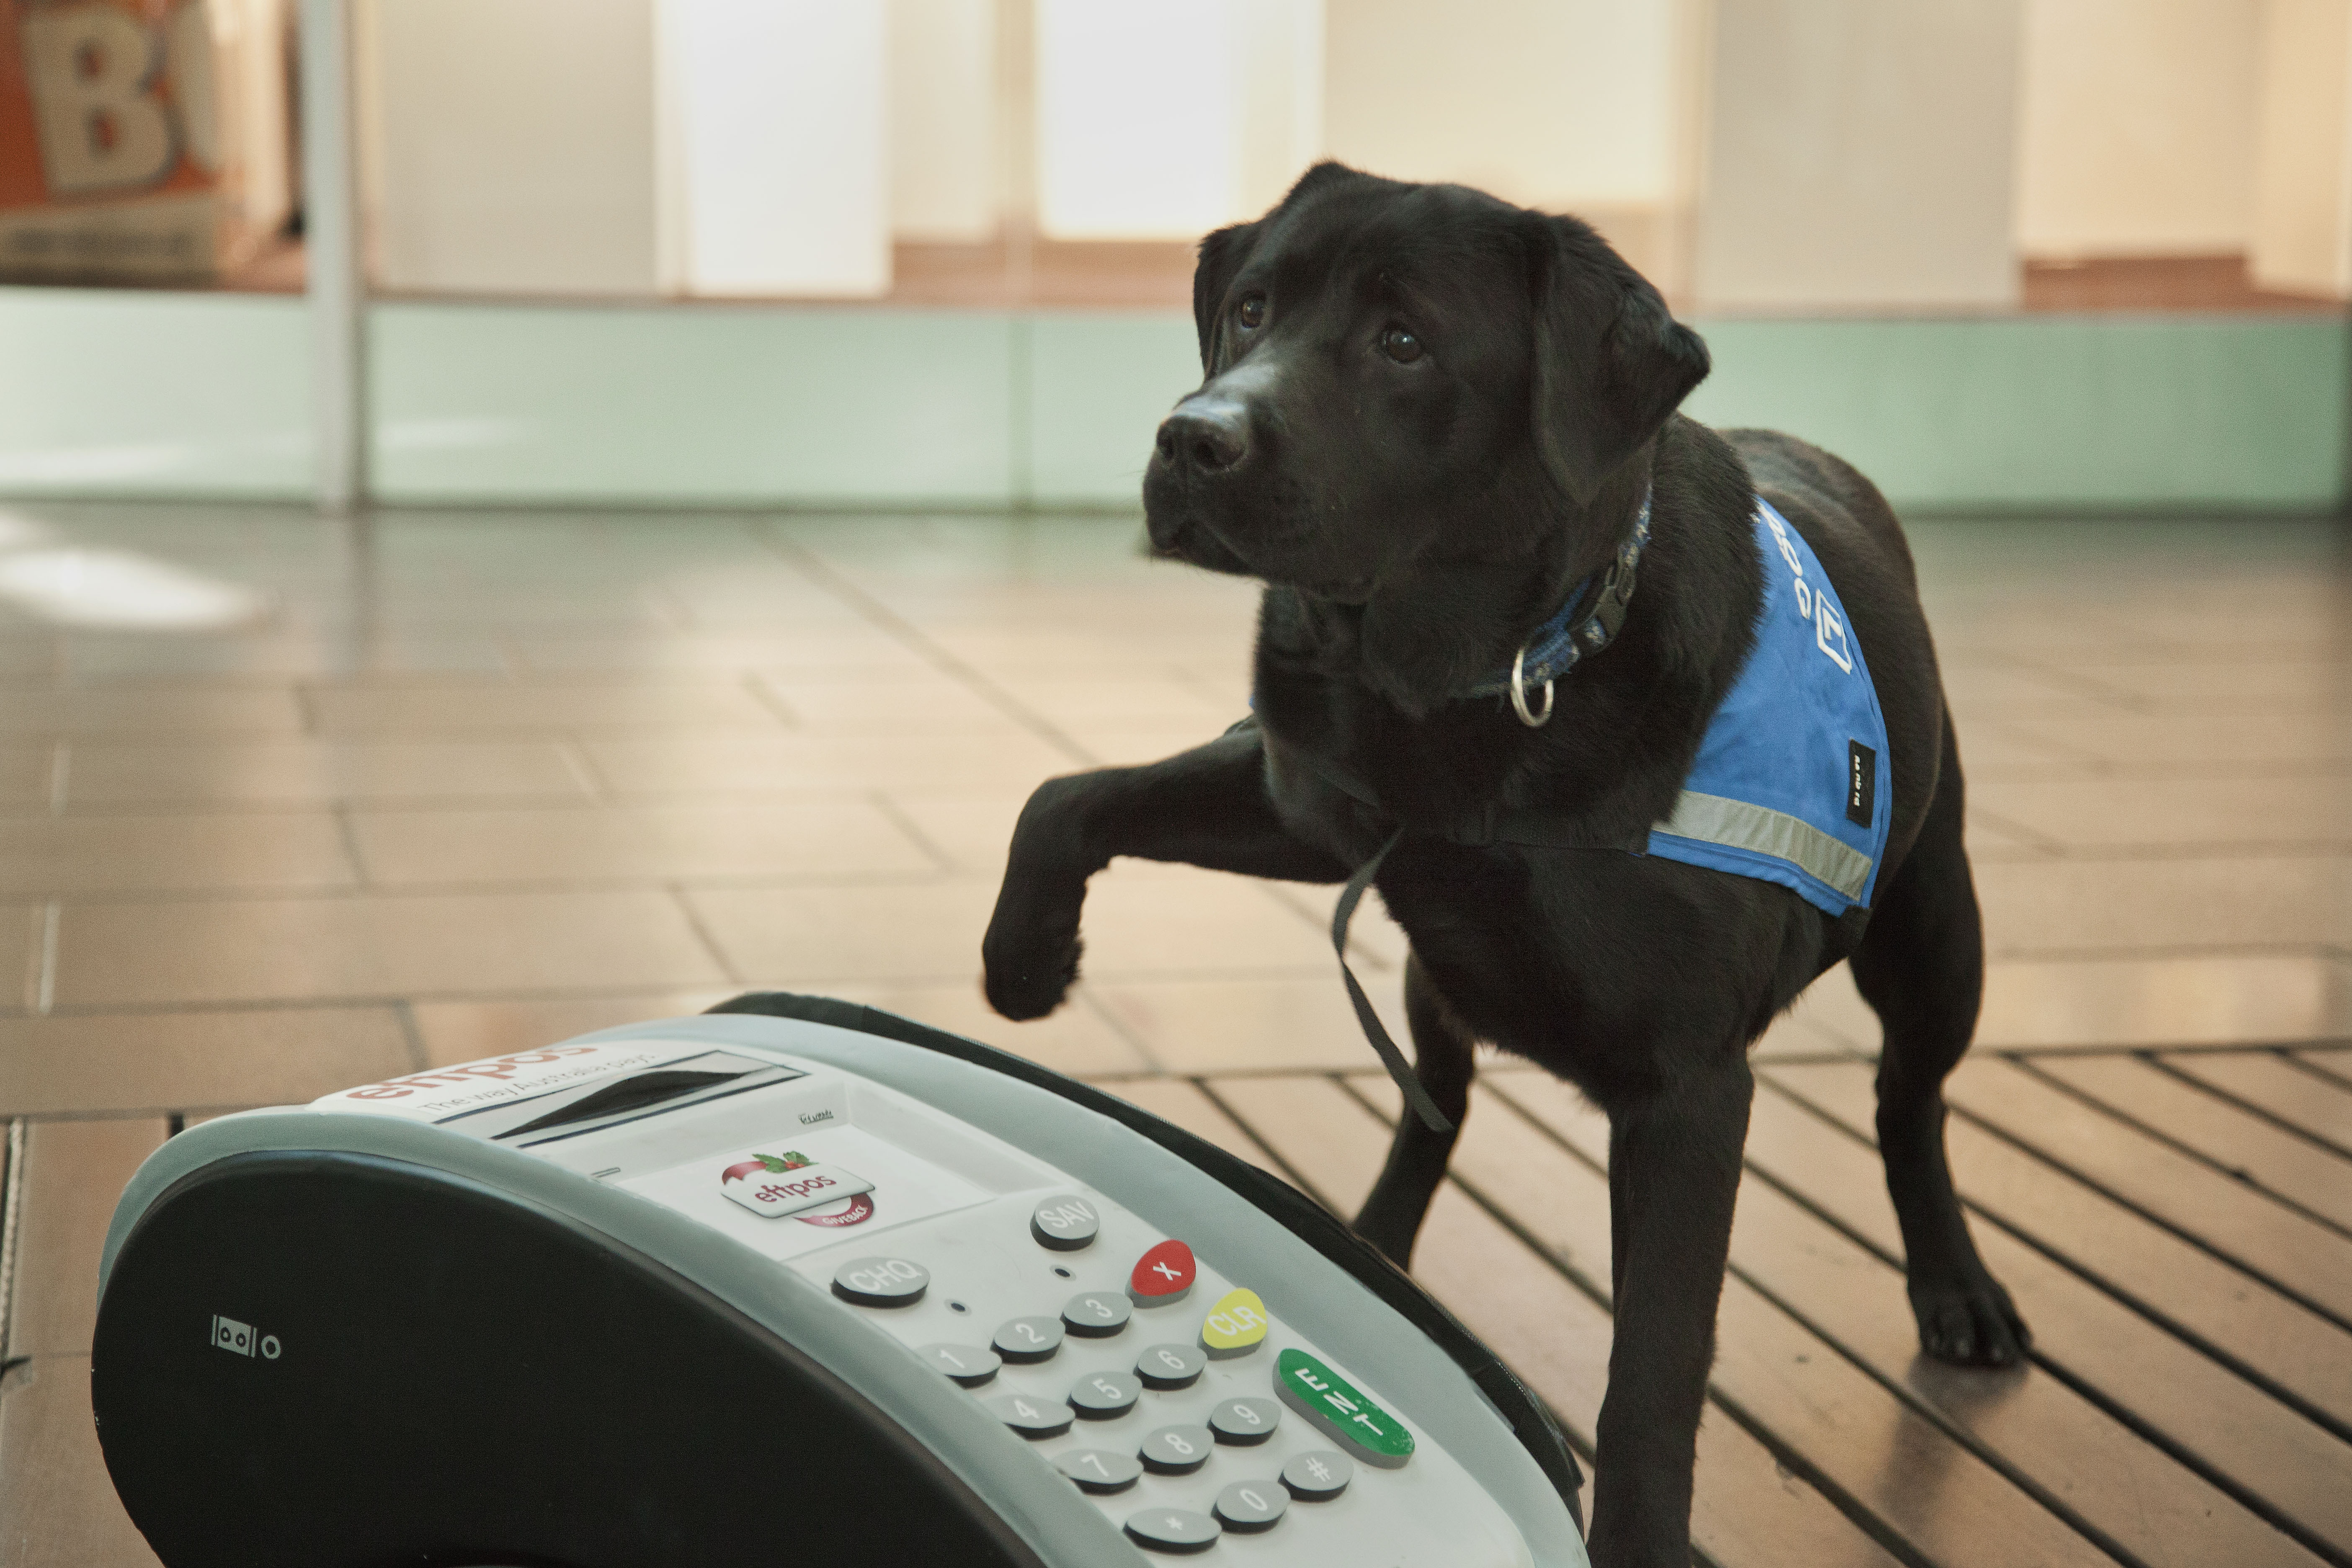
(1847, 741), (1876, 827)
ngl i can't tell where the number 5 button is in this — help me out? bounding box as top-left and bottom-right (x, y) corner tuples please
(1197, 1287), (1268, 1359)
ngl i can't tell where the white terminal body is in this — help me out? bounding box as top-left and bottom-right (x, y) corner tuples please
(95, 1011), (1587, 1566)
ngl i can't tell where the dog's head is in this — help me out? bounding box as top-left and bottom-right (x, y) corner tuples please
(1144, 162), (1709, 602)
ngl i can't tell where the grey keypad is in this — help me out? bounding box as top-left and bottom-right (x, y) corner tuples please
(1282, 1448), (1354, 1501)
(1208, 1395), (1282, 1445)
(991, 1314), (1065, 1364)
(1030, 1195), (1101, 1251)
(1212, 1478), (1289, 1532)
(1054, 1447), (1142, 1493)
(1060, 1289), (1132, 1338)
(1124, 1506), (1220, 1553)
(1133, 1341), (1205, 1390)
(1138, 1423), (1214, 1475)
(830, 1255), (928, 1308)
(1068, 1368), (1141, 1420)
(916, 1341), (999, 1387)
(984, 1392), (1072, 1439)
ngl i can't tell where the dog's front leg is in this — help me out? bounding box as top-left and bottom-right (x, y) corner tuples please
(1588, 1055), (1754, 1568)
(983, 727), (1346, 1021)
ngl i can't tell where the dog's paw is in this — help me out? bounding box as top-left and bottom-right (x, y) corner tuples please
(1910, 1269), (2031, 1367)
(982, 931), (1083, 1021)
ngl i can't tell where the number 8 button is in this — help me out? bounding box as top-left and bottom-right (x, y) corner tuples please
(1139, 1423), (1213, 1475)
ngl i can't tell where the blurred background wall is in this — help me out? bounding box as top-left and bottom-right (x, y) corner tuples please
(0, 0), (2344, 513)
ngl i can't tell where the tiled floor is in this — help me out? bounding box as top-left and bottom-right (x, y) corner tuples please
(0, 500), (2345, 1566)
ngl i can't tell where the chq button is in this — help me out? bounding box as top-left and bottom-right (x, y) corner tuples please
(830, 1256), (928, 1308)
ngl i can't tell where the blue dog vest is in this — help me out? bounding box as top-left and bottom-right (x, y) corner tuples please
(1647, 499), (1890, 914)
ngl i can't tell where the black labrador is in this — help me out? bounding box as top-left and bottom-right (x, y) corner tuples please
(980, 162), (2026, 1567)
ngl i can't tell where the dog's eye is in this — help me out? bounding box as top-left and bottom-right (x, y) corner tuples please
(1237, 295), (1266, 330)
(1380, 325), (1424, 364)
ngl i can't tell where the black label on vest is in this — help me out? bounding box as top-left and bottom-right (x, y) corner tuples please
(1847, 741), (1876, 827)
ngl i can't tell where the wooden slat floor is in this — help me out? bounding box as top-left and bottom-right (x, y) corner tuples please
(0, 505), (2343, 1565)
(1145, 1048), (2352, 1568)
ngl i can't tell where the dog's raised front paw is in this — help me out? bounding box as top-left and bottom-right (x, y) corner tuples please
(981, 928), (1083, 1021)
(1910, 1269), (2031, 1367)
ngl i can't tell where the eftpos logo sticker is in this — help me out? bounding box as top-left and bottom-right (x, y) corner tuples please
(212, 1315), (281, 1360)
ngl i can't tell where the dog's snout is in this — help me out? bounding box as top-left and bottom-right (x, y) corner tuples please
(1155, 404), (1250, 476)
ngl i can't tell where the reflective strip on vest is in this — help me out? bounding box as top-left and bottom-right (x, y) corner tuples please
(1654, 790), (1874, 903)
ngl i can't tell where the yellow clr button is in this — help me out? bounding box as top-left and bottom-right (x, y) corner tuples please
(1198, 1287), (1270, 1359)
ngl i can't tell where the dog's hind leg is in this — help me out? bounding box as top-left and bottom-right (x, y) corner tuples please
(1849, 709), (2029, 1365)
(1351, 954), (1475, 1266)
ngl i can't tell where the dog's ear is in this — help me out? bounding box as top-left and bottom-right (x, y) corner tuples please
(1528, 215), (1710, 505)
(1191, 221), (1260, 374)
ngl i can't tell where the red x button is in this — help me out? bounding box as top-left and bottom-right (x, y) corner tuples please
(1127, 1239), (1197, 1307)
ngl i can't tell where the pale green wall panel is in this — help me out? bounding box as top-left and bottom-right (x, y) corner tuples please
(1023, 311), (1201, 506)
(0, 286), (310, 498)
(370, 302), (1018, 505)
(1684, 315), (2350, 511)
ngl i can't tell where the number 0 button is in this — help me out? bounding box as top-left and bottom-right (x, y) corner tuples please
(1213, 1480), (1288, 1532)
(830, 1256), (928, 1308)
(991, 1315), (1064, 1364)
(1124, 1507), (1219, 1554)
(1060, 1290), (1132, 1338)
(1139, 1424), (1213, 1475)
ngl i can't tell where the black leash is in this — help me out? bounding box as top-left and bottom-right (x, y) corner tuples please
(1328, 828), (1456, 1134)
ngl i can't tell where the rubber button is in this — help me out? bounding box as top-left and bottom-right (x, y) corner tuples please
(1061, 1290), (1132, 1338)
(1281, 1449), (1354, 1501)
(1208, 1396), (1282, 1445)
(1134, 1341), (1205, 1390)
(1068, 1369), (1141, 1420)
(1055, 1448), (1142, 1494)
(830, 1256), (928, 1308)
(1031, 1195), (1100, 1251)
(984, 1392), (1072, 1439)
(1127, 1239), (1197, 1307)
(1213, 1479), (1289, 1532)
(917, 1342), (1000, 1388)
(1197, 1287), (1269, 1359)
(1124, 1507), (1220, 1554)
(991, 1315), (1065, 1364)
(1138, 1424), (1214, 1475)
(1273, 1346), (1415, 1468)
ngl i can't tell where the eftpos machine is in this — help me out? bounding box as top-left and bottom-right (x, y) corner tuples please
(89, 993), (1588, 1565)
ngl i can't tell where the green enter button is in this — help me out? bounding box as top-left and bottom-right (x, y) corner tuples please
(1273, 1348), (1415, 1468)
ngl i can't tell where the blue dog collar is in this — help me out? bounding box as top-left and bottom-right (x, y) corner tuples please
(1465, 493), (1651, 724)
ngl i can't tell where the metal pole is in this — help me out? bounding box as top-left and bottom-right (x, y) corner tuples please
(301, 0), (364, 513)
